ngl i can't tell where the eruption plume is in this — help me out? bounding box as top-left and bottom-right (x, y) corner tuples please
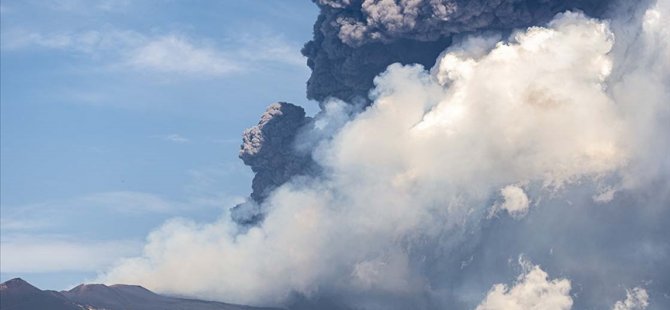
(102, 0), (670, 309)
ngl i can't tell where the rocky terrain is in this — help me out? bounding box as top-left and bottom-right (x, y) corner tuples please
(0, 278), (281, 310)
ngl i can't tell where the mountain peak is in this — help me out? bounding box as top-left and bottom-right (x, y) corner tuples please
(0, 278), (41, 293)
(109, 284), (155, 295)
(1, 278), (81, 310)
(68, 283), (112, 293)
(2, 278), (282, 310)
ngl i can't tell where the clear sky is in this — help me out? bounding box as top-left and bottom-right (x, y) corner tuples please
(0, 0), (319, 290)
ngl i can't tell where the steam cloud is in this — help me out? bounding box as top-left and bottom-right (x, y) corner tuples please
(613, 287), (650, 310)
(475, 260), (573, 310)
(101, 0), (669, 309)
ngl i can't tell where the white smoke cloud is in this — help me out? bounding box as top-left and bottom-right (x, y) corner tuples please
(475, 262), (572, 310)
(100, 2), (670, 308)
(612, 287), (649, 310)
(490, 185), (530, 219)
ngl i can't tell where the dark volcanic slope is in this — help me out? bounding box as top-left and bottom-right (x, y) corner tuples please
(0, 278), (81, 310)
(63, 283), (281, 310)
(0, 278), (282, 310)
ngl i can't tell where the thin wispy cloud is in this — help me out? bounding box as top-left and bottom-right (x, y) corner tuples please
(1, 191), (186, 235)
(183, 163), (251, 207)
(1, 28), (143, 53)
(2, 28), (306, 77)
(0, 188), (243, 238)
(0, 236), (140, 273)
(157, 133), (190, 143)
(0, 191), (207, 275)
(209, 137), (240, 144)
(47, 0), (131, 12)
(127, 35), (241, 76)
(234, 33), (307, 67)
(78, 191), (184, 214)
(0, 218), (52, 231)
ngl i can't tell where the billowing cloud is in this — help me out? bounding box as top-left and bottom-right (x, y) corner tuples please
(302, 0), (614, 102)
(475, 262), (572, 310)
(612, 287), (649, 310)
(100, 0), (670, 309)
(490, 185), (530, 219)
(320, 0), (612, 46)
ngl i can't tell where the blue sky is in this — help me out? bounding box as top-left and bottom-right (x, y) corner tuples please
(0, 0), (319, 290)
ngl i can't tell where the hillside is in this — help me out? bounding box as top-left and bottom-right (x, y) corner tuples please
(0, 278), (281, 310)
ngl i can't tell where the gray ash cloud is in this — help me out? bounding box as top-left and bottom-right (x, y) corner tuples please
(236, 0), (617, 223)
(239, 102), (312, 202)
(303, 0), (614, 102)
(302, 24), (453, 103)
(233, 102), (317, 224)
